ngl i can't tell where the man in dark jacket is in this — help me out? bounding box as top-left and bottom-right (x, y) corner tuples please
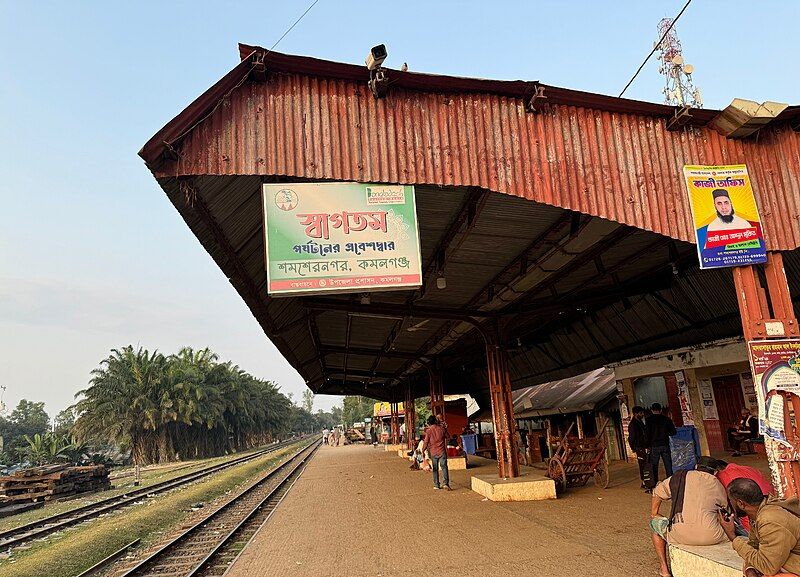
(648, 403), (677, 484)
(628, 406), (651, 491)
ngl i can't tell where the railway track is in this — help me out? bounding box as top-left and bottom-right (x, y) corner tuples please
(0, 437), (311, 551)
(114, 440), (320, 577)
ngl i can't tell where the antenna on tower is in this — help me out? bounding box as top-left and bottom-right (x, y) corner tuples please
(656, 17), (702, 108)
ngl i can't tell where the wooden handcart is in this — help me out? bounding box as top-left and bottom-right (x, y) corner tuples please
(546, 418), (610, 493)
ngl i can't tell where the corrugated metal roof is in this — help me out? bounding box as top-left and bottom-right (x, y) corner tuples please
(513, 367), (618, 418)
(142, 46), (800, 251)
(141, 46), (800, 401)
(473, 367), (617, 420)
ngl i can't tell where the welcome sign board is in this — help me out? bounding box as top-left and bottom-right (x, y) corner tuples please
(262, 182), (422, 296)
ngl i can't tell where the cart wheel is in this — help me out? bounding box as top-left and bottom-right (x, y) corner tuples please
(548, 458), (567, 494)
(594, 460), (610, 489)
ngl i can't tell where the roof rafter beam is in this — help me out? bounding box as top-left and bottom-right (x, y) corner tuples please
(321, 345), (428, 360)
(301, 298), (501, 321)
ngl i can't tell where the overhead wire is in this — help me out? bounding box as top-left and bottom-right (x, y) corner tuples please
(618, 0), (693, 98)
(166, 0), (323, 154)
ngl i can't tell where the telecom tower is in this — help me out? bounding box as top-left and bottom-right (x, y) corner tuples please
(656, 18), (702, 108)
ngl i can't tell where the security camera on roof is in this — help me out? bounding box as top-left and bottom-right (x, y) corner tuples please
(366, 44), (387, 71)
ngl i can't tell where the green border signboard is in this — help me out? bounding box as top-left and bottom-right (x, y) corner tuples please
(262, 182), (422, 297)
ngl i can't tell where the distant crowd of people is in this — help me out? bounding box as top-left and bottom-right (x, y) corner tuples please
(322, 426), (341, 446)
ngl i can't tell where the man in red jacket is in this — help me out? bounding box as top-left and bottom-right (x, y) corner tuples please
(421, 415), (451, 491)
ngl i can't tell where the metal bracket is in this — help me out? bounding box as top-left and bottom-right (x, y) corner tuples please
(250, 52), (268, 83)
(525, 85), (547, 113)
(666, 105), (693, 131)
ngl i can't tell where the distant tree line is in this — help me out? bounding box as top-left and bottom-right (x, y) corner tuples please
(0, 345), (411, 467)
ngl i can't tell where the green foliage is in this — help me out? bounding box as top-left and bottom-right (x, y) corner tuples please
(341, 396), (373, 427)
(53, 407), (76, 436)
(414, 397), (432, 437)
(17, 432), (68, 466)
(301, 389), (314, 412)
(0, 399), (51, 462)
(71, 345), (334, 466)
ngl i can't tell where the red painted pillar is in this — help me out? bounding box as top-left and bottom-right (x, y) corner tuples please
(734, 252), (800, 497)
(390, 399), (400, 445)
(428, 369), (446, 424)
(404, 384), (417, 450)
(486, 331), (520, 479)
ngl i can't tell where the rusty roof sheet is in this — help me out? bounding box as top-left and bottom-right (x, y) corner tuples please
(513, 367), (618, 418)
(142, 46), (800, 251)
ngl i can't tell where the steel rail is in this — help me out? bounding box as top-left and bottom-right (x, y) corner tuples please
(0, 436), (310, 550)
(117, 440), (320, 577)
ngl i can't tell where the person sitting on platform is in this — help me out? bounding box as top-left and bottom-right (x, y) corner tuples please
(649, 460), (729, 577)
(408, 437), (430, 471)
(728, 409), (760, 457)
(719, 478), (800, 577)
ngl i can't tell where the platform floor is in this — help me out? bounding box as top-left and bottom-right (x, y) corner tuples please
(227, 443), (670, 576)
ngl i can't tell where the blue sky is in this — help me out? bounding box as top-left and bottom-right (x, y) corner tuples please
(1, 0), (797, 419)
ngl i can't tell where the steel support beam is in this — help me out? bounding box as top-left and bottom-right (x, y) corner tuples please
(302, 298), (499, 321)
(320, 345), (424, 360)
(734, 252), (800, 498)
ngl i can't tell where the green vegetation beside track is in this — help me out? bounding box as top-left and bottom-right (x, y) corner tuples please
(0, 448), (263, 534)
(0, 441), (309, 577)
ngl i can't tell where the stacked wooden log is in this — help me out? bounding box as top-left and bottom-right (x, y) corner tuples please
(0, 464), (110, 503)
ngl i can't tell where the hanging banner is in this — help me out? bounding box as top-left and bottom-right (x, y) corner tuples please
(262, 182), (422, 296)
(683, 164), (767, 269)
(674, 370), (694, 425)
(698, 379), (719, 420)
(747, 339), (800, 447)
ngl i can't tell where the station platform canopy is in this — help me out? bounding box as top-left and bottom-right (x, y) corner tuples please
(140, 44), (800, 410)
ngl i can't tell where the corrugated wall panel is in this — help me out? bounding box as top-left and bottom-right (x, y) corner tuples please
(166, 73), (800, 251)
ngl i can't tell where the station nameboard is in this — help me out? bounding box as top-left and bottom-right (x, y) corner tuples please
(683, 164), (767, 269)
(262, 182), (422, 296)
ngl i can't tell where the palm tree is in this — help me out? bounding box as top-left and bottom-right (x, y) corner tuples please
(73, 346), (169, 465)
(72, 345), (301, 465)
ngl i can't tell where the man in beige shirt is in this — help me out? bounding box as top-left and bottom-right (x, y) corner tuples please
(649, 465), (729, 576)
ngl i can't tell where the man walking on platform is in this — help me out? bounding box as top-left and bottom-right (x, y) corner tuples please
(421, 415), (451, 491)
(628, 406), (652, 491)
(648, 403), (676, 484)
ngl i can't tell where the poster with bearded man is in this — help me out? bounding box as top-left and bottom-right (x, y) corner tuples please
(683, 164), (767, 269)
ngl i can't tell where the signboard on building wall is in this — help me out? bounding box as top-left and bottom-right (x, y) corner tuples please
(262, 182), (422, 296)
(683, 164), (767, 269)
(675, 371), (694, 425)
(747, 339), (800, 447)
(373, 402), (405, 417)
(698, 379), (719, 420)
